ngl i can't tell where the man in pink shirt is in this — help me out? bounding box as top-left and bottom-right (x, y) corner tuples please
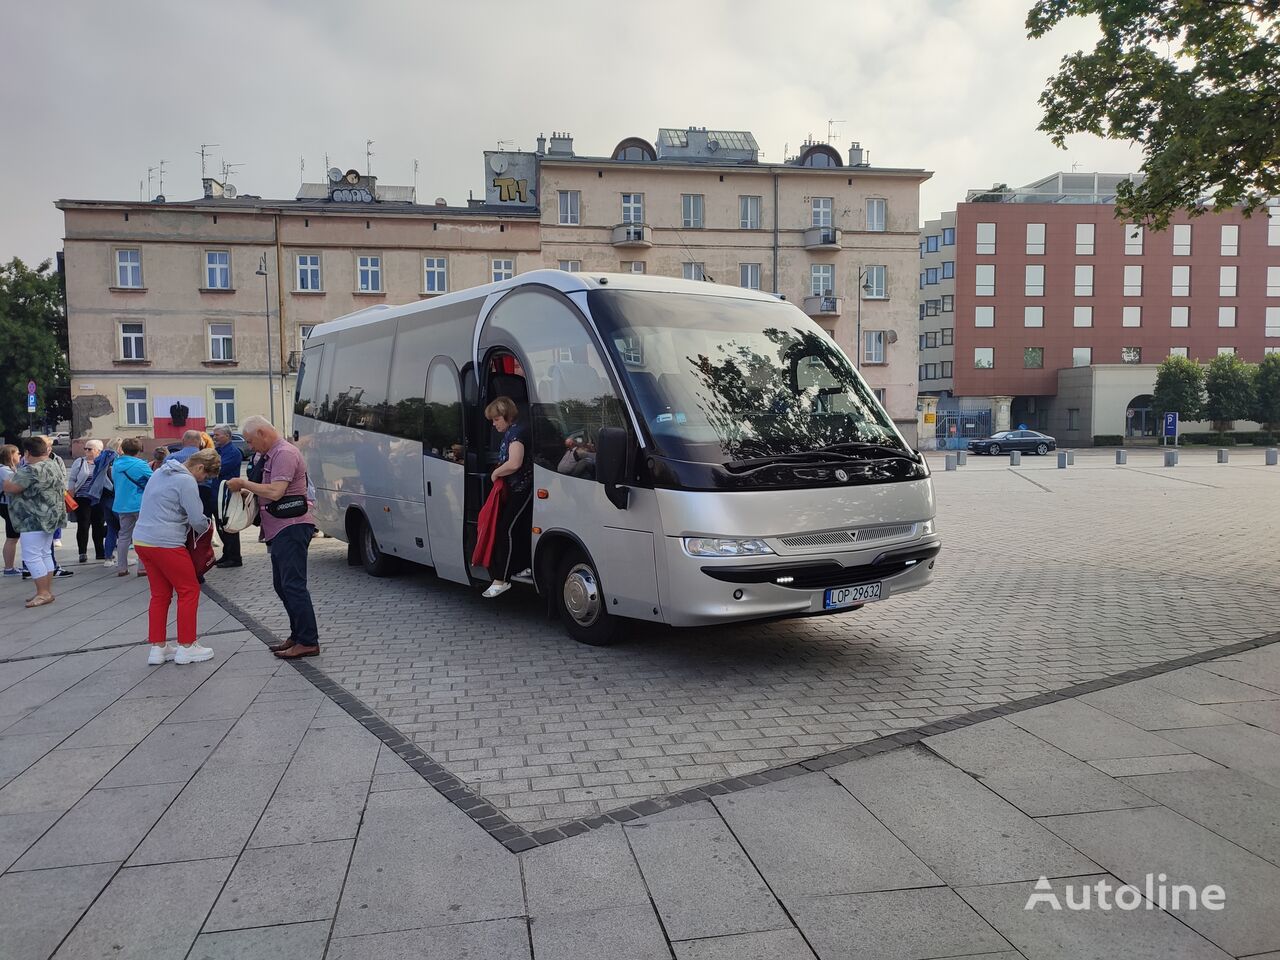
(228, 415), (320, 658)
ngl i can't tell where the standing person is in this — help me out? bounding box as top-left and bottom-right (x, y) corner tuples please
(149, 446), (169, 471)
(0, 445), (20, 576)
(2, 437), (68, 608)
(132, 448), (219, 664)
(227, 416), (319, 658)
(112, 438), (152, 578)
(68, 439), (106, 562)
(89, 438), (120, 565)
(481, 396), (533, 598)
(167, 430), (202, 464)
(211, 426), (244, 567)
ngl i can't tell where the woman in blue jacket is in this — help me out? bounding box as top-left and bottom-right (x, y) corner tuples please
(111, 437), (153, 577)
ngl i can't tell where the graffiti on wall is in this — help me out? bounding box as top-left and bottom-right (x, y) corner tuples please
(491, 177), (529, 203)
(483, 151), (538, 206)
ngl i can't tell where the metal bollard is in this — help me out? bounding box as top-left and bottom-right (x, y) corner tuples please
(1009, 451), (1021, 466)
(1268, 448), (1279, 466)
(1067, 450), (1075, 465)
(956, 450), (967, 466)
(945, 453), (957, 471)
(1057, 451), (1068, 469)
(1164, 450), (1178, 467)
(1217, 449), (1229, 464)
(1115, 450), (1127, 465)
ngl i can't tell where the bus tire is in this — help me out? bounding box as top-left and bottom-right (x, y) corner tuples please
(358, 514), (399, 578)
(554, 549), (619, 646)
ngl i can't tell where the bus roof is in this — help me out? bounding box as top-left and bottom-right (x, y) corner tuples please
(308, 270), (785, 339)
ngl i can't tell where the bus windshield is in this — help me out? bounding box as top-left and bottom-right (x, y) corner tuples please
(588, 289), (905, 466)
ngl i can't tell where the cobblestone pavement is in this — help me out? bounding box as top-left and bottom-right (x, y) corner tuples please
(207, 448), (1280, 829)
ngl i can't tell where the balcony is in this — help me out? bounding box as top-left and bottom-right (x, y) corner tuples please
(803, 295), (843, 319)
(611, 223), (653, 248)
(804, 226), (842, 250)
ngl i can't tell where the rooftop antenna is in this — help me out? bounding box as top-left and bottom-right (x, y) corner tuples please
(220, 160), (244, 182)
(139, 179), (144, 202)
(198, 143), (219, 178)
(1071, 161), (1081, 172)
(826, 119), (845, 144)
(366, 139), (374, 176)
(300, 155), (305, 185)
(412, 158), (419, 196)
(497, 139), (514, 152)
(324, 152), (330, 173)
(157, 159), (167, 197)
(146, 165), (157, 200)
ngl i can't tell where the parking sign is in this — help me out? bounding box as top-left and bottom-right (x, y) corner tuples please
(1164, 412), (1178, 438)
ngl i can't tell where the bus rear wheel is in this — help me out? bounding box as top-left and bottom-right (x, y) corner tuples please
(555, 549), (619, 646)
(357, 514), (398, 578)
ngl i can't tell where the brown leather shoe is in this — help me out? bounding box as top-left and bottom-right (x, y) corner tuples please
(267, 637), (296, 653)
(274, 644), (319, 659)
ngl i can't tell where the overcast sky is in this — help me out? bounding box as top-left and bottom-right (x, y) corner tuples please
(2, 0), (1142, 266)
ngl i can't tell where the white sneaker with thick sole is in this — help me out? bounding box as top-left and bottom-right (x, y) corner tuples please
(147, 643), (178, 666)
(103, 559), (116, 568)
(174, 643), (215, 665)
(482, 581), (511, 598)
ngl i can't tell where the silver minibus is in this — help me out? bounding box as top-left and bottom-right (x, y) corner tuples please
(293, 270), (939, 644)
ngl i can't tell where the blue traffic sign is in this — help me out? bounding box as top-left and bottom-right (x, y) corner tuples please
(26, 394), (36, 413)
(1164, 412), (1179, 438)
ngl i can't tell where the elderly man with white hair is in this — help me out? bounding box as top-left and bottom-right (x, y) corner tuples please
(67, 438), (106, 562)
(227, 416), (320, 658)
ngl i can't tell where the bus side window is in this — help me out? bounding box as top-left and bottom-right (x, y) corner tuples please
(423, 360), (463, 460)
(294, 344), (324, 417)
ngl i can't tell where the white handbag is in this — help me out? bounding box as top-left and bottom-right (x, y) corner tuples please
(216, 480), (258, 533)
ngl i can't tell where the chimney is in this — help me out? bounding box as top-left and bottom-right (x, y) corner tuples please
(848, 142), (866, 166)
(203, 178), (224, 198)
(536, 133), (546, 154)
(547, 131), (574, 156)
(685, 126), (709, 153)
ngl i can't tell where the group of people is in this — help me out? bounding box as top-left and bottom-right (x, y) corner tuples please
(3, 416), (319, 666)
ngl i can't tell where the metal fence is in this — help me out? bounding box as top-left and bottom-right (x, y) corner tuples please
(934, 406), (992, 449)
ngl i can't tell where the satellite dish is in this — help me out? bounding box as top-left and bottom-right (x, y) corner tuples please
(223, 184), (237, 198)
(489, 154), (509, 174)
(707, 139), (720, 152)
(344, 169), (361, 184)
(328, 167), (343, 183)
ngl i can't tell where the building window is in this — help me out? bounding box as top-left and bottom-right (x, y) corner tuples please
(974, 347), (994, 368)
(212, 387), (236, 425)
(622, 261), (646, 274)
(1266, 307), (1280, 336)
(919, 302), (926, 321)
(920, 242), (926, 259)
(1268, 347), (1280, 355)
(492, 259), (515, 282)
(975, 306), (995, 327)
(1170, 346), (1189, 358)
(357, 255), (381, 292)
(941, 226), (955, 246)
(424, 257), (447, 293)
(926, 235), (940, 253)
(1074, 306), (1093, 328)
(926, 267), (939, 285)
(811, 197), (833, 228)
(1122, 346), (1142, 364)
(1173, 224), (1192, 255)
(867, 198), (886, 232)
(926, 300), (940, 316)
(739, 196), (761, 230)
(116, 248), (142, 288)
(1068, 408), (1080, 430)
(1075, 223), (1095, 255)
(925, 331), (938, 348)
(941, 327), (953, 345)
(863, 331), (885, 365)
(1026, 223), (1045, 255)
(1218, 306), (1237, 327)
(295, 254), (321, 291)
(1218, 346), (1236, 356)
(123, 387), (148, 426)
(941, 295), (954, 312)
(941, 261), (954, 279)
(681, 194), (704, 228)
(1124, 265), (1143, 296)
(622, 193), (644, 224)
(209, 322), (234, 360)
(1024, 306), (1043, 328)
(558, 260), (582, 272)
(119, 322), (145, 360)
(1024, 347), (1044, 368)
(205, 251), (230, 289)
(1268, 266), (1280, 296)
(942, 360), (953, 377)
(1074, 264), (1093, 296)
(926, 363), (939, 379)
(1172, 265), (1190, 297)
(1171, 306), (1190, 327)
(919, 335), (927, 352)
(1219, 265), (1237, 297)
(920, 272), (926, 290)
(1025, 264), (1044, 297)
(1220, 224), (1238, 256)
(976, 222), (995, 254)
(1125, 224), (1143, 255)
(739, 263), (761, 290)
(1123, 306), (1142, 328)
(810, 263), (834, 296)
(683, 262), (706, 281)
(873, 388), (886, 405)
(1072, 347), (1092, 367)
(558, 190), (580, 225)
(1270, 203), (1280, 245)
(975, 264), (995, 296)
(864, 264), (886, 298)
(299, 324), (314, 350)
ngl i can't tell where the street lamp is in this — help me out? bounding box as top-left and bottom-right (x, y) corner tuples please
(855, 267), (873, 370)
(255, 254), (276, 423)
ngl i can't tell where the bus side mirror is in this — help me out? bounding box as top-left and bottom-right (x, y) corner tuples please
(596, 426), (630, 510)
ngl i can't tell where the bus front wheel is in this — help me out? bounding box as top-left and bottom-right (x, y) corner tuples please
(555, 550), (619, 646)
(357, 514), (398, 578)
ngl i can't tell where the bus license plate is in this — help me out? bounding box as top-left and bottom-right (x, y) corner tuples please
(824, 582), (882, 609)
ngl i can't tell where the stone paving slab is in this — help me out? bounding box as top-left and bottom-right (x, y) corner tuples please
(0, 862), (118, 960)
(530, 903), (670, 960)
(204, 839), (355, 933)
(326, 918), (532, 960)
(13, 781), (182, 870)
(189, 921), (332, 960)
(672, 929), (820, 960)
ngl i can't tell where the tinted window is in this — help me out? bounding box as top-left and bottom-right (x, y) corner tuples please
(331, 325), (393, 431)
(294, 343), (325, 417)
(385, 316), (433, 442)
(424, 360), (463, 460)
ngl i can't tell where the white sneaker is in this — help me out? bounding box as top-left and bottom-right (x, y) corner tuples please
(174, 643), (215, 665)
(147, 643), (177, 666)
(103, 559), (116, 568)
(53, 538), (62, 547)
(516, 568), (532, 578)
(482, 581), (511, 598)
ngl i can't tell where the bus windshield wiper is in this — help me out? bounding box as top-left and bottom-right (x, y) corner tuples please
(724, 451), (848, 470)
(816, 441), (916, 460)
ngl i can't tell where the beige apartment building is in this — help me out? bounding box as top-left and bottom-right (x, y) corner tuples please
(533, 129), (931, 440)
(57, 174), (539, 440)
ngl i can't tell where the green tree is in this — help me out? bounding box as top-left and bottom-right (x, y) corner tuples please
(1252, 352), (1280, 429)
(1203, 353), (1257, 428)
(1028, 1), (1280, 228)
(1152, 354), (1205, 422)
(0, 258), (69, 443)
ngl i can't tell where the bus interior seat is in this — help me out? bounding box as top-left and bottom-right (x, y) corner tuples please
(544, 362), (606, 404)
(625, 370), (663, 415)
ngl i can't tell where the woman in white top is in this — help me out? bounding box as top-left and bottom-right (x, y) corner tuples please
(0, 444), (19, 575)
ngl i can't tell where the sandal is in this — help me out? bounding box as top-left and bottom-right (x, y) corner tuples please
(25, 595), (55, 608)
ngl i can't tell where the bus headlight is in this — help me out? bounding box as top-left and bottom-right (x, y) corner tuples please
(920, 519), (936, 536)
(683, 537), (775, 558)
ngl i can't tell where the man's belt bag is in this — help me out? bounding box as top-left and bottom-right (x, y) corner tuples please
(265, 494), (308, 519)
